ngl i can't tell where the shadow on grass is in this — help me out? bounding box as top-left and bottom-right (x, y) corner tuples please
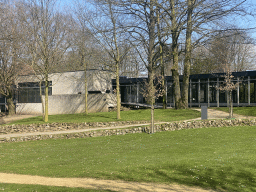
(102, 163), (255, 192)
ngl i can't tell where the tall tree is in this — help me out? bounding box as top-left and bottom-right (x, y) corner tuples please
(120, 0), (161, 132)
(191, 30), (256, 74)
(73, 19), (92, 115)
(20, 0), (72, 122)
(76, 0), (130, 120)
(162, 0), (254, 108)
(0, 1), (27, 115)
(162, 0), (186, 109)
(157, 6), (167, 109)
(181, 0), (195, 108)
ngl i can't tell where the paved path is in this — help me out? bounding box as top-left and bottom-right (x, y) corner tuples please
(0, 114), (37, 124)
(0, 173), (216, 192)
(193, 108), (251, 120)
(0, 123), (152, 139)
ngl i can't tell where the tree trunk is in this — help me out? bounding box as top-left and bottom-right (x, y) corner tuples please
(84, 56), (88, 115)
(157, 8), (166, 109)
(148, 69), (155, 133)
(108, 1), (121, 120)
(229, 91), (233, 119)
(148, 1), (156, 130)
(116, 63), (121, 119)
(161, 67), (167, 109)
(182, 0), (194, 108)
(44, 79), (49, 122)
(172, 43), (182, 109)
(40, 81), (45, 119)
(151, 105), (154, 133)
(7, 96), (15, 115)
(230, 91), (233, 118)
(170, 0), (182, 109)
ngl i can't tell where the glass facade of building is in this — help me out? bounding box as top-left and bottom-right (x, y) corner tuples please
(114, 71), (256, 107)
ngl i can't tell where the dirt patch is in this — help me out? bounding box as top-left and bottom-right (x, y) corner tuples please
(194, 108), (250, 119)
(0, 113), (38, 125)
(0, 173), (215, 192)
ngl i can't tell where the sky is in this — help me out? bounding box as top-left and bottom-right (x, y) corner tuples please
(57, 0), (256, 40)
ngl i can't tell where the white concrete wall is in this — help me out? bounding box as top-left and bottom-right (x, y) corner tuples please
(49, 93), (116, 115)
(15, 70), (113, 95)
(16, 103), (43, 115)
(15, 70), (115, 115)
(16, 93), (116, 115)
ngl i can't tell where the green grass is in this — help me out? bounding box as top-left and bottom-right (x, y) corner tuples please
(0, 183), (113, 191)
(212, 106), (256, 116)
(0, 126), (255, 191)
(8, 108), (200, 125)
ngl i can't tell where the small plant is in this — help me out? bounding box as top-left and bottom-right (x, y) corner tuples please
(216, 70), (238, 118)
(141, 75), (164, 133)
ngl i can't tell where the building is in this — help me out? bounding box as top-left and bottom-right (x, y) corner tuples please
(14, 70), (116, 115)
(1, 70), (255, 115)
(114, 70), (256, 108)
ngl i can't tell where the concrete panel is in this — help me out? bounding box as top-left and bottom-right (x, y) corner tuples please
(16, 93), (116, 115)
(16, 103), (43, 115)
(46, 93), (116, 114)
(15, 70), (114, 95)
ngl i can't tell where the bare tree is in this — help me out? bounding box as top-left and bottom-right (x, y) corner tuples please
(156, 6), (167, 109)
(19, 0), (73, 122)
(141, 76), (163, 133)
(181, 0), (195, 108)
(120, 0), (163, 132)
(161, 0), (254, 108)
(0, 1), (28, 115)
(71, 20), (89, 115)
(76, 0), (131, 120)
(217, 69), (238, 119)
(191, 30), (256, 74)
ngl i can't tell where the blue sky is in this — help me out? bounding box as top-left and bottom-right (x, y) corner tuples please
(58, 0), (256, 40)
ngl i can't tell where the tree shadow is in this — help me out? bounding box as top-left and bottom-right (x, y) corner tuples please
(100, 163), (256, 192)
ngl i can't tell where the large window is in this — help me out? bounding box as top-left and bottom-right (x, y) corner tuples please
(18, 81), (52, 103)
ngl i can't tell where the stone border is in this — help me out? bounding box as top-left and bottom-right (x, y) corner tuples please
(0, 121), (149, 134)
(0, 119), (255, 143)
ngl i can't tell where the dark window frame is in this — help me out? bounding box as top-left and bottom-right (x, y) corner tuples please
(18, 81), (52, 103)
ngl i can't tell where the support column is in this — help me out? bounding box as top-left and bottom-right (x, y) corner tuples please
(237, 78), (240, 106)
(217, 78), (219, 107)
(254, 82), (256, 104)
(198, 79), (200, 107)
(130, 85), (131, 102)
(207, 78), (210, 107)
(248, 76), (250, 105)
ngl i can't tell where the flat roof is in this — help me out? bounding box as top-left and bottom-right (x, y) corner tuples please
(113, 70), (256, 85)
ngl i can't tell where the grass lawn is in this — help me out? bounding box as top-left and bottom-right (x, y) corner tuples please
(212, 106), (256, 117)
(0, 183), (113, 191)
(0, 126), (255, 191)
(8, 108), (200, 125)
